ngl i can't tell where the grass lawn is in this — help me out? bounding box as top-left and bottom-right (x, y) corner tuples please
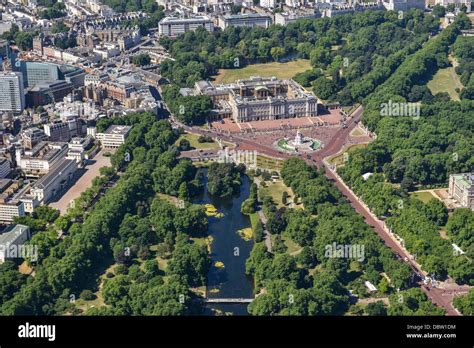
(175, 132), (220, 150)
(74, 263), (116, 313)
(271, 234), (302, 254)
(350, 127), (365, 137)
(249, 212), (260, 231)
(427, 67), (463, 101)
(257, 155), (284, 171)
(282, 234), (303, 255)
(410, 191), (437, 203)
(213, 60), (311, 84)
(259, 179), (298, 209)
(156, 192), (178, 205)
(328, 143), (368, 166)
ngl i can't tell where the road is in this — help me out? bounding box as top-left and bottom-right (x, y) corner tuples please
(306, 105), (465, 316)
(322, 164), (461, 315)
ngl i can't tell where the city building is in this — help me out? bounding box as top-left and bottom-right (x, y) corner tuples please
(44, 122), (71, 142)
(0, 72), (25, 113)
(18, 141), (68, 176)
(0, 224), (30, 263)
(274, 12), (316, 26)
(14, 61), (86, 89)
(218, 14), (272, 29)
(0, 39), (9, 59)
(0, 158), (11, 179)
(323, 2), (384, 17)
(22, 128), (47, 150)
(158, 16), (214, 37)
(260, 0), (277, 8)
(101, 81), (134, 102)
(193, 76), (318, 123)
(93, 43), (121, 59)
(449, 173), (474, 210)
(435, 0), (471, 12)
(0, 180), (25, 223)
(30, 157), (78, 204)
(382, 0), (425, 11)
(26, 81), (75, 107)
(84, 72), (110, 87)
(96, 125), (132, 148)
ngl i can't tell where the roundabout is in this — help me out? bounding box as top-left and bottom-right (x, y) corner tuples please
(275, 130), (321, 153)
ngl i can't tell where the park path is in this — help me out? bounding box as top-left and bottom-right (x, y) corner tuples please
(253, 177), (272, 252)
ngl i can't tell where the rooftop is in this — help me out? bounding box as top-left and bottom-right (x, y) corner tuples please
(0, 224), (29, 246)
(103, 125), (132, 135)
(32, 157), (75, 190)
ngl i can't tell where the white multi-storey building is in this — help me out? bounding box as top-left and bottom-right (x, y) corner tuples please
(260, 0), (277, 8)
(0, 179), (25, 223)
(382, 0), (425, 11)
(0, 224), (30, 263)
(435, 0), (471, 12)
(18, 142), (68, 176)
(30, 158), (77, 203)
(158, 16), (214, 37)
(0, 201), (25, 223)
(96, 125), (132, 148)
(217, 14), (272, 29)
(449, 173), (474, 210)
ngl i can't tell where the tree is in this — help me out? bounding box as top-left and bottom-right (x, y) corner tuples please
(34, 206), (60, 223)
(39, 2), (66, 19)
(310, 46), (331, 69)
(0, 261), (28, 304)
(365, 301), (387, 316)
(272, 235), (287, 254)
(178, 182), (190, 201)
(80, 290), (96, 301)
(51, 21), (69, 34)
(206, 162), (242, 198)
(254, 221), (265, 243)
(453, 288), (474, 315)
(178, 139), (191, 151)
(312, 77), (337, 100)
(432, 5), (446, 18)
(132, 53), (151, 67)
(102, 275), (131, 312)
(378, 277), (390, 294)
(281, 191), (288, 206)
(270, 47), (285, 61)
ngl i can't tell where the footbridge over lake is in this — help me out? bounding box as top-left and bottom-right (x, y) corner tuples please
(205, 298), (254, 304)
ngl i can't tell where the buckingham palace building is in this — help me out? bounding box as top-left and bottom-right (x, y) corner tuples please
(191, 76), (319, 123)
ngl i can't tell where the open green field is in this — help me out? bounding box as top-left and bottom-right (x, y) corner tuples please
(271, 234), (302, 254)
(350, 127), (366, 137)
(427, 67), (463, 101)
(328, 143), (368, 166)
(213, 60), (311, 84)
(257, 155), (284, 171)
(259, 179), (301, 209)
(175, 132), (233, 150)
(410, 191), (437, 203)
(249, 212), (260, 232)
